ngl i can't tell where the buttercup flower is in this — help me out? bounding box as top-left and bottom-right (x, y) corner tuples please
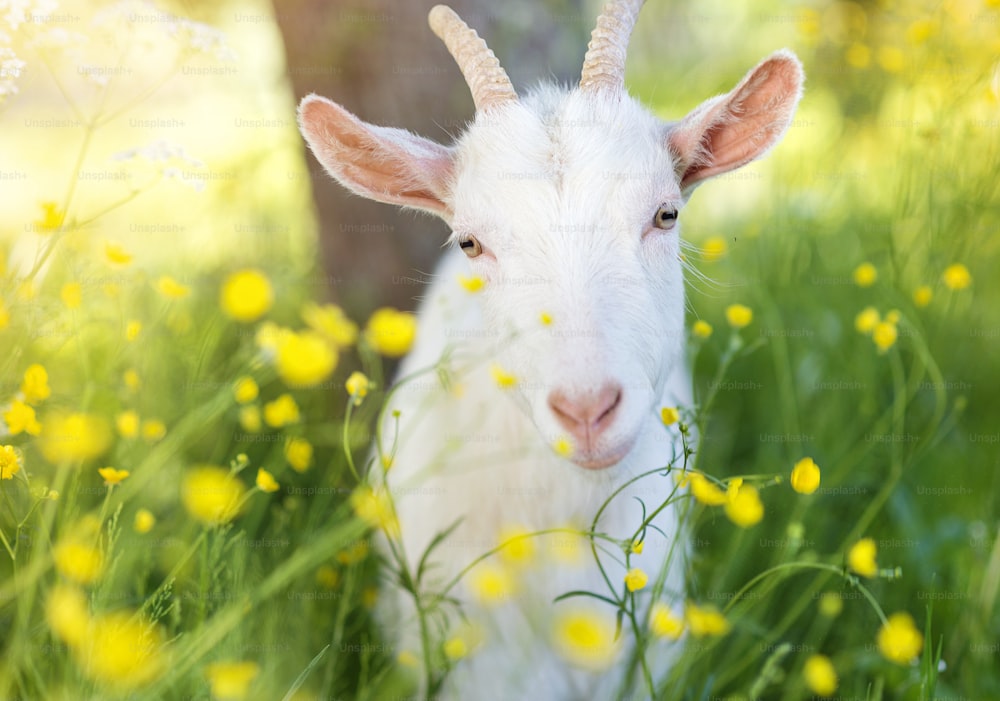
(725, 482), (764, 528)
(855, 306), (880, 334)
(685, 602), (730, 637)
(302, 302), (358, 347)
(364, 307), (416, 357)
(98, 467), (130, 485)
(490, 364), (517, 389)
(157, 275), (191, 300)
(853, 262), (877, 287)
(220, 269), (273, 322)
(350, 485), (399, 537)
(725, 304), (753, 329)
(45, 584), (90, 646)
(232, 377), (258, 404)
(80, 611), (166, 690)
(275, 330), (337, 388)
(552, 608), (619, 670)
(3, 399), (41, 436)
(692, 320), (713, 339)
(134, 509), (156, 534)
(552, 436), (574, 458)
(1, 445), (21, 479)
(848, 538), (878, 578)
(630, 540), (644, 555)
(345, 371), (370, 404)
(181, 466), (247, 525)
(499, 526), (536, 565)
(104, 241), (133, 265)
(205, 661), (259, 701)
(239, 405), (261, 433)
(649, 602), (685, 639)
(942, 263), (971, 290)
(624, 568), (648, 592)
(702, 236), (728, 262)
(61, 282), (82, 309)
(818, 592), (843, 618)
(141, 419), (166, 442)
(790, 457), (821, 494)
(35, 201), (65, 231)
(689, 472), (727, 506)
(660, 407), (680, 426)
(40, 412), (112, 463)
(53, 538), (105, 585)
(872, 321), (897, 352)
(284, 437), (313, 472)
(116, 411), (140, 438)
(255, 468), (279, 493)
(444, 636), (469, 661)
(468, 561), (515, 606)
(539, 311), (554, 326)
(913, 285), (932, 307)
(803, 654), (838, 696)
(263, 394), (299, 428)
(458, 274), (484, 292)
(877, 611), (923, 664)
(125, 320), (142, 341)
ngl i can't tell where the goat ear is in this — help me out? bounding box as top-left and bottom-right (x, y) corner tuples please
(667, 50), (804, 194)
(298, 94), (454, 219)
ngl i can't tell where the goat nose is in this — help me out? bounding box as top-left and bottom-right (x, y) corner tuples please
(548, 384), (623, 447)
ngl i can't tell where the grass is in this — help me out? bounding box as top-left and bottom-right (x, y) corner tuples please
(2, 0), (999, 699)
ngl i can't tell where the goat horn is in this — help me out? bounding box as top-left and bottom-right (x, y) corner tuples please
(429, 5), (517, 112)
(580, 0), (646, 93)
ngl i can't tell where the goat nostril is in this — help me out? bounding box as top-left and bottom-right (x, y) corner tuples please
(596, 388), (622, 425)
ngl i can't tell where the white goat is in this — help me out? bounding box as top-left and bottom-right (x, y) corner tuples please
(299, 1), (802, 698)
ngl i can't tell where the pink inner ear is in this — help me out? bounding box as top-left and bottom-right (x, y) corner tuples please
(299, 95), (455, 218)
(670, 53), (803, 192)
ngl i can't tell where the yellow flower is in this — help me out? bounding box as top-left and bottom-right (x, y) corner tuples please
(141, 419), (166, 442)
(284, 437), (313, 472)
(116, 410), (140, 438)
(125, 320), (142, 341)
(104, 241), (133, 265)
(490, 363), (517, 389)
(685, 602), (730, 637)
(40, 412), (112, 463)
(220, 269), (273, 322)
(350, 485), (399, 538)
(255, 468), (279, 493)
(156, 275), (191, 300)
(444, 636), (468, 661)
(61, 282), (82, 309)
(913, 285), (932, 308)
(854, 306), (880, 334)
(134, 509), (156, 534)
(468, 561), (515, 606)
(458, 274), (485, 292)
(853, 262), (877, 287)
(336, 539), (369, 565)
(45, 584), (90, 647)
(649, 602), (685, 640)
(0, 299), (8, 329)
(3, 399), (41, 436)
(54, 539), (105, 584)
(316, 565), (340, 588)
(552, 608), (618, 670)
(885, 310), (900, 325)
(803, 654), (838, 696)
(942, 263), (971, 290)
(263, 394), (300, 428)
(624, 568), (648, 592)
(397, 650), (420, 669)
(660, 407), (680, 426)
(0, 445), (21, 480)
(275, 330), (338, 388)
(906, 18), (937, 45)
(181, 466), (247, 525)
(80, 611), (166, 690)
(238, 405), (262, 433)
(725, 304), (753, 329)
(725, 482), (764, 528)
(345, 371), (370, 404)
(818, 592), (843, 618)
(702, 236), (727, 262)
(98, 467), (130, 485)
(692, 320), (713, 339)
(552, 436), (574, 458)
(205, 661), (259, 701)
(790, 457), (821, 495)
(232, 377), (259, 404)
(35, 201), (65, 231)
(123, 369), (141, 392)
(540, 311), (554, 326)
(499, 526), (536, 565)
(877, 612), (924, 665)
(689, 472), (727, 506)
(872, 321), (898, 352)
(631, 540), (644, 555)
(848, 538), (878, 578)
(21, 364), (51, 404)
(364, 307), (417, 357)
(301, 302), (358, 347)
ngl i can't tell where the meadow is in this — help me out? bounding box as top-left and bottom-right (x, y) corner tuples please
(0, 0), (998, 699)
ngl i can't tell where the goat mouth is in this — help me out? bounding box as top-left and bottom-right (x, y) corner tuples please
(571, 443), (632, 471)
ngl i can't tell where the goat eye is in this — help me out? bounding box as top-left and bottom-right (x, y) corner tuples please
(654, 204), (678, 230)
(459, 236), (483, 258)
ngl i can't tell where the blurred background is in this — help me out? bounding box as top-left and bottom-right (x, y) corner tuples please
(2, 0), (999, 698)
